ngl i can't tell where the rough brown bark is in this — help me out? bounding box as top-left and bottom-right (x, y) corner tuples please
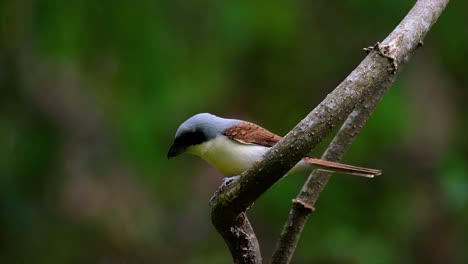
(209, 0), (450, 263)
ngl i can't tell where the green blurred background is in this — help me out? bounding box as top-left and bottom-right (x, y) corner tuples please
(1, 0), (467, 263)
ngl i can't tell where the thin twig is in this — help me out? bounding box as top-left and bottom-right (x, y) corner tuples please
(210, 0), (449, 263)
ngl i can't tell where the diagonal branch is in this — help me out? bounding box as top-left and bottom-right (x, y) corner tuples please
(210, 0), (449, 263)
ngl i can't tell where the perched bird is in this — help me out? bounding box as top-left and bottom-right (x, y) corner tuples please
(168, 113), (381, 178)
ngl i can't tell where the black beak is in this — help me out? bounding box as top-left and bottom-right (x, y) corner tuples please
(167, 144), (184, 159)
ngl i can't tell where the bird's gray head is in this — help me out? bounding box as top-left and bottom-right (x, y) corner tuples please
(167, 113), (240, 158)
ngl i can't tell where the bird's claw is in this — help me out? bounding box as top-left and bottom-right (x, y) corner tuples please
(220, 175), (241, 188)
(209, 176), (241, 206)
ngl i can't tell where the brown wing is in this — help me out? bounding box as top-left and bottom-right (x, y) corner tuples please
(223, 121), (282, 147)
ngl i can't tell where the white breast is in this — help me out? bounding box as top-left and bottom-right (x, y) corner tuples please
(187, 136), (269, 176)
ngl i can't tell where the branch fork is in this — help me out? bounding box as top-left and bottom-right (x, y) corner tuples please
(209, 1), (449, 263)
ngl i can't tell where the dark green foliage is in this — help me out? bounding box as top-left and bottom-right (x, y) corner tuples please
(0, 1), (466, 263)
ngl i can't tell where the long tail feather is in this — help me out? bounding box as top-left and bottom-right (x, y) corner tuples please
(303, 157), (381, 178)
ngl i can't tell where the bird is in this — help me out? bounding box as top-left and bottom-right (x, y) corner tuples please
(167, 113), (381, 178)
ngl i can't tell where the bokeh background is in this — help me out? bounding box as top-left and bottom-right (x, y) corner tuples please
(1, 0), (467, 263)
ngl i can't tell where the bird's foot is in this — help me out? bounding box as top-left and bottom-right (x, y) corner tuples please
(209, 176), (241, 206)
(220, 175), (241, 188)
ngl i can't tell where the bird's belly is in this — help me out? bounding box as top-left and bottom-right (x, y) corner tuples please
(198, 137), (269, 176)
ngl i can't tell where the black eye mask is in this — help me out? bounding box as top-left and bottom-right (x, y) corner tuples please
(167, 130), (207, 158)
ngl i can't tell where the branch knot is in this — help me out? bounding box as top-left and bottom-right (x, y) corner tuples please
(292, 198), (315, 212)
(364, 41), (400, 74)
